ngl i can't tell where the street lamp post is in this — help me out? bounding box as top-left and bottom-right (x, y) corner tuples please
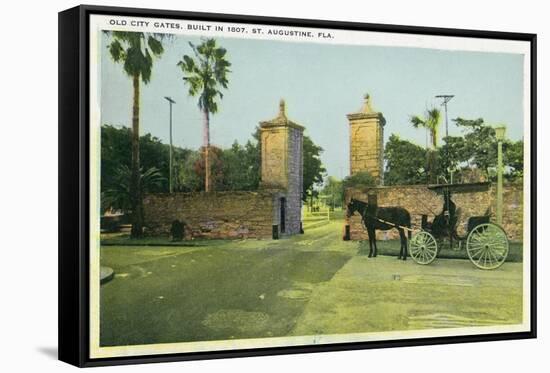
(164, 96), (176, 193)
(494, 126), (506, 225)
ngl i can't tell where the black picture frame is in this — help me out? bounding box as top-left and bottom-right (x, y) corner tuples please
(59, 4), (537, 367)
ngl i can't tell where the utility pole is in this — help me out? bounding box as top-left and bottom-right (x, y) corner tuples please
(164, 96), (176, 193)
(436, 95), (454, 138)
(436, 95), (454, 183)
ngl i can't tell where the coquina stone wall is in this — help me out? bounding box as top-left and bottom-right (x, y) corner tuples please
(143, 191), (277, 239)
(345, 183), (523, 241)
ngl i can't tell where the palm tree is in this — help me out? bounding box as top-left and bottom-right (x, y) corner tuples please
(410, 108), (442, 183)
(410, 108), (441, 149)
(101, 165), (166, 215)
(106, 31), (165, 237)
(177, 38), (231, 192)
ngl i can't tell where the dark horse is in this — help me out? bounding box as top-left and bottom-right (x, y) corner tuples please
(347, 198), (412, 259)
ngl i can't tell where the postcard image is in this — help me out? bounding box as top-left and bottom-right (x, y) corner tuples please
(87, 13), (532, 359)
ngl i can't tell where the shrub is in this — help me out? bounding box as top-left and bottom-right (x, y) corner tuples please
(343, 171), (376, 189)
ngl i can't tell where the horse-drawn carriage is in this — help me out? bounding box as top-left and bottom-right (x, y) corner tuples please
(408, 182), (509, 269)
(347, 182), (510, 270)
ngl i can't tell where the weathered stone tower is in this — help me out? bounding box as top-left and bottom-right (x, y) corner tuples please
(347, 94), (385, 185)
(260, 100), (304, 236)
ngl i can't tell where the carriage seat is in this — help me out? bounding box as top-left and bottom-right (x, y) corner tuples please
(467, 215), (490, 232)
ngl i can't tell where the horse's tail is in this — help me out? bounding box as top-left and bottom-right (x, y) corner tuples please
(408, 229), (411, 240)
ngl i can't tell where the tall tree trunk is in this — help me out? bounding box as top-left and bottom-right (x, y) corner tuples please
(203, 109), (211, 192)
(130, 74), (144, 238)
(426, 129), (438, 184)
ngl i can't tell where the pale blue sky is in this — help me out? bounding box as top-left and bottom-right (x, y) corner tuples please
(100, 33), (524, 178)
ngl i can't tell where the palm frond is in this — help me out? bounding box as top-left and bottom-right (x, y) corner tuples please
(426, 108), (441, 129)
(108, 39), (124, 62)
(177, 38), (231, 114)
(147, 35), (164, 56)
(410, 115), (425, 128)
(106, 31), (165, 84)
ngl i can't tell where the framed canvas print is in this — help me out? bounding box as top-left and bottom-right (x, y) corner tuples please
(58, 4), (537, 367)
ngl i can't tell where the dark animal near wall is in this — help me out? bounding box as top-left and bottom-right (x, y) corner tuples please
(347, 198), (412, 259)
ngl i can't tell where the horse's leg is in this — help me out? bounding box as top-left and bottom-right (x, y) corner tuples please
(399, 229), (407, 260)
(397, 228), (402, 259)
(373, 231), (378, 257)
(403, 228), (409, 260)
(407, 229), (411, 259)
(404, 229), (408, 260)
(367, 227), (375, 257)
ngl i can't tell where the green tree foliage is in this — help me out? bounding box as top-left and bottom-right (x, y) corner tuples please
(106, 31), (165, 238)
(453, 117), (497, 172)
(303, 136), (327, 202)
(191, 146), (225, 190)
(437, 135), (467, 177)
(504, 139), (524, 181)
(101, 165), (165, 214)
(101, 125), (327, 204)
(321, 176), (344, 209)
(384, 134), (428, 185)
(180, 139), (261, 192)
(219, 141), (261, 191)
(343, 171), (377, 189)
(101, 124), (132, 194)
(101, 125), (195, 194)
(383, 118), (524, 185)
(443, 118), (523, 182)
(175, 151), (202, 192)
(178, 38), (231, 192)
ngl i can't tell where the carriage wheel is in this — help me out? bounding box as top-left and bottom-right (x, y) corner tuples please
(409, 231), (438, 265)
(466, 223), (509, 270)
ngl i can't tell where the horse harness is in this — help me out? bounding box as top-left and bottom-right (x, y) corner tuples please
(362, 215), (415, 232)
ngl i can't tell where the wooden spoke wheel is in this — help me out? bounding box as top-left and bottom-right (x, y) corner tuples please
(409, 231), (438, 265)
(466, 223), (509, 270)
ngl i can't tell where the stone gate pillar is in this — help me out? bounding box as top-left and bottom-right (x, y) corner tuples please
(347, 94), (385, 185)
(260, 100), (304, 235)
